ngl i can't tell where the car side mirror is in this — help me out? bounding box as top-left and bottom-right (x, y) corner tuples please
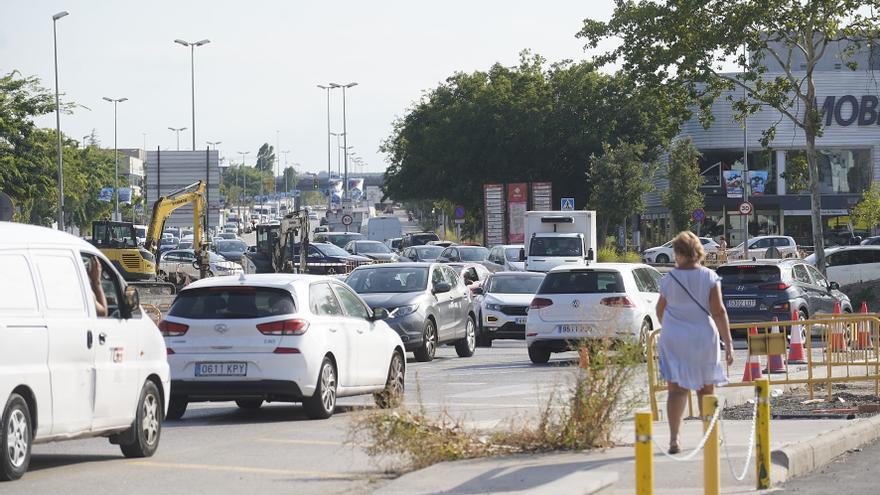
(519, 248), (526, 262)
(371, 307), (389, 320)
(472, 287), (484, 295)
(433, 282), (451, 294)
(585, 248), (595, 261)
(122, 285), (140, 319)
(829, 281), (840, 291)
(464, 279), (473, 286)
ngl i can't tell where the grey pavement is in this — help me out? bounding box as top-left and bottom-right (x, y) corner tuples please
(780, 435), (880, 493)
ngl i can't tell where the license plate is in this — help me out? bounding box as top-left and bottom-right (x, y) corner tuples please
(557, 324), (592, 334)
(727, 299), (756, 308)
(515, 317), (527, 325)
(195, 362), (247, 377)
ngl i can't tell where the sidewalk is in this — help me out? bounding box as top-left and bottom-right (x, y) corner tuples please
(377, 413), (880, 494)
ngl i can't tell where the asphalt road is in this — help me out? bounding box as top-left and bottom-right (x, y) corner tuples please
(780, 437), (880, 493)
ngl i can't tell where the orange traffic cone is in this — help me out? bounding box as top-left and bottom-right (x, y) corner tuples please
(855, 301), (872, 350)
(742, 326), (763, 382)
(829, 301), (847, 352)
(767, 316), (786, 373)
(788, 309), (807, 365)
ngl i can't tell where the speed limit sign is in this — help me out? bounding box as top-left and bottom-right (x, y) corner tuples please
(341, 214), (353, 226)
(738, 202), (753, 215)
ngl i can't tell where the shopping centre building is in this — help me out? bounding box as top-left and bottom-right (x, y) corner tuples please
(642, 42), (880, 249)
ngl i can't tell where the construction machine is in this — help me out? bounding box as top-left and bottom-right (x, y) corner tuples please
(242, 210), (313, 274)
(144, 180), (211, 280)
(90, 220), (157, 281)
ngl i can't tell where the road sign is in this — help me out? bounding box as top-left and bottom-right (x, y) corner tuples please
(454, 218), (465, 224)
(561, 197), (575, 211)
(738, 202), (753, 215)
(341, 214), (353, 226)
(454, 205), (465, 219)
(692, 208), (706, 222)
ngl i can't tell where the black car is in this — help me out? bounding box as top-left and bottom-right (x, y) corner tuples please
(293, 242), (372, 275)
(213, 238), (248, 262)
(399, 231), (441, 249)
(718, 259), (852, 336)
(343, 240), (403, 262)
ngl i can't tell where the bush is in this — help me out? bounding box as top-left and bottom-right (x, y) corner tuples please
(597, 246), (641, 263)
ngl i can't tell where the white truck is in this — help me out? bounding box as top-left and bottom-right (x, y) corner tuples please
(521, 210), (597, 272)
(363, 215), (403, 242)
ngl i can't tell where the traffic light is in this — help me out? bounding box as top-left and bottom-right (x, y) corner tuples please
(313, 177), (318, 189)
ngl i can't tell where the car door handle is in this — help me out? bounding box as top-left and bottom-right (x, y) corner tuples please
(328, 327), (337, 333)
(98, 332), (107, 345)
(86, 330), (93, 349)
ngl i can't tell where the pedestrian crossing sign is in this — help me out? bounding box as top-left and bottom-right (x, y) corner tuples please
(561, 197), (574, 211)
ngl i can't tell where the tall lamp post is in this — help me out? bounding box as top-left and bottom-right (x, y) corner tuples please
(281, 150), (291, 199)
(103, 96), (128, 220)
(330, 132), (344, 176)
(168, 127), (187, 150)
(318, 84), (338, 209)
(52, 10), (69, 230)
(330, 82), (357, 202)
(173, 38), (210, 150)
(237, 151), (250, 223)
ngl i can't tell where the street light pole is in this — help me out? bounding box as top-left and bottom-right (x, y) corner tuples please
(318, 84), (338, 209)
(168, 127), (187, 151)
(281, 150), (291, 199)
(330, 82), (357, 203)
(52, 11), (69, 231)
(103, 96), (128, 221)
(174, 39), (210, 150)
(330, 132), (344, 177)
(238, 151), (250, 224)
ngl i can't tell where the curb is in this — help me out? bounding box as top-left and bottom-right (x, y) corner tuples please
(770, 413), (880, 484)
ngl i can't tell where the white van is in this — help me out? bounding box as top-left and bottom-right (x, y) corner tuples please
(805, 246), (880, 286)
(0, 222), (169, 481)
(365, 216), (402, 242)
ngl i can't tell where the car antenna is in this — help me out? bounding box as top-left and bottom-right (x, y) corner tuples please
(238, 272), (247, 283)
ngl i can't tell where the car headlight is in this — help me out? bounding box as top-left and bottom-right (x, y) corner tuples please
(389, 304), (419, 318)
(214, 264), (229, 272)
(486, 303), (502, 311)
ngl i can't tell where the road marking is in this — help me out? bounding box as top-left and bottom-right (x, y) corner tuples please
(128, 460), (354, 479)
(257, 438), (347, 446)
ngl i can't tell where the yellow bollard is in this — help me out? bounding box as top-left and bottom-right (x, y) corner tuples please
(703, 395), (720, 495)
(755, 378), (771, 489)
(635, 410), (653, 495)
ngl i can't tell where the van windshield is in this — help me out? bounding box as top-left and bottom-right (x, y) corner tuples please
(529, 237), (582, 257)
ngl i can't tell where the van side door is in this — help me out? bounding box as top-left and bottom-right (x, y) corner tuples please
(32, 249), (95, 434)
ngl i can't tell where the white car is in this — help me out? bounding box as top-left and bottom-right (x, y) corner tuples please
(642, 237), (719, 264)
(727, 235), (798, 260)
(0, 222), (169, 481)
(805, 245), (880, 286)
(160, 274), (406, 419)
(159, 249), (242, 284)
(485, 244), (525, 271)
(473, 271), (545, 346)
(525, 263), (663, 364)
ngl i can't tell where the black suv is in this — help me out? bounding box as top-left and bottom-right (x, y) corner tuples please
(718, 259), (852, 335)
(399, 231), (440, 249)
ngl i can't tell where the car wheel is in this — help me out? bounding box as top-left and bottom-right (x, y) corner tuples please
(413, 319), (438, 362)
(0, 394), (31, 481)
(655, 254), (669, 264)
(455, 315), (477, 358)
(374, 351), (405, 409)
(638, 318), (652, 362)
(528, 346), (551, 364)
(165, 396), (188, 420)
(235, 399), (263, 410)
(304, 357), (337, 419)
(119, 381), (162, 458)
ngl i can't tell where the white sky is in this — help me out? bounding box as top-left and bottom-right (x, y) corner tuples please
(0, 0), (616, 175)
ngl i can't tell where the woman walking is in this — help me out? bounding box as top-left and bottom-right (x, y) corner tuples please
(655, 231), (733, 454)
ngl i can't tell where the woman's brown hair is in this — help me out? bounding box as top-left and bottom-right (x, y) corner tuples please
(671, 231), (705, 264)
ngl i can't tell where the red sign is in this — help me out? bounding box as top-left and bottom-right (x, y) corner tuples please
(507, 183), (527, 244)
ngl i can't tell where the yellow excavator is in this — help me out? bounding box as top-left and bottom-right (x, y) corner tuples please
(144, 180), (211, 280)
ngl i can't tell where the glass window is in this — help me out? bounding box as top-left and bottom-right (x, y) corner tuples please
(0, 254), (39, 314)
(528, 237), (583, 257)
(633, 268), (659, 293)
(538, 270), (625, 294)
(346, 267), (429, 294)
(805, 265), (828, 287)
(700, 150), (777, 195)
(792, 265), (812, 284)
(485, 274), (545, 294)
(632, 269), (649, 292)
(309, 283), (343, 316)
(786, 149), (872, 194)
(504, 247), (522, 262)
(459, 247), (489, 262)
(170, 286), (296, 318)
(333, 284), (371, 320)
(718, 265), (781, 283)
(442, 266), (462, 287)
(431, 267), (444, 286)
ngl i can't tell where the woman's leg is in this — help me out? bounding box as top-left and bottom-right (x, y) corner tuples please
(666, 382), (688, 449)
(696, 384), (715, 418)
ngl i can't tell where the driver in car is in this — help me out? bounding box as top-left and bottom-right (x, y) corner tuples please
(85, 255), (108, 317)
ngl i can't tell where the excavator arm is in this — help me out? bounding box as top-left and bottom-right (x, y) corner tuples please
(144, 181), (209, 276)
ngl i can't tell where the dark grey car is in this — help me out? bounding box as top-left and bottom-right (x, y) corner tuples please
(345, 262), (476, 362)
(214, 239), (248, 262)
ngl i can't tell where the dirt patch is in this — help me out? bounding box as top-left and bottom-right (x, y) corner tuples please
(723, 383), (880, 420)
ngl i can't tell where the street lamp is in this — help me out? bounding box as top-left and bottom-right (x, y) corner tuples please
(330, 82), (357, 202)
(237, 151), (250, 222)
(52, 10), (69, 230)
(174, 38), (210, 150)
(168, 127), (187, 150)
(103, 96), (128, 220)
(330, 132), (345, 176)
(318, 84), (340, 208)
(281, 150), (291, 197)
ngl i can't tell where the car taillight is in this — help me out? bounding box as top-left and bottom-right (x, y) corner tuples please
(759, 283), (790, 290)
(257, 319), (309, 335)
(158, 320), (189, 336)
(600, 296), (636, 308)
(166, 348), (175, 355)
(530, 298), (553, 309)
(273, 347), (301, 354)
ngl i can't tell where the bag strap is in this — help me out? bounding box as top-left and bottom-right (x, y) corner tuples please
(668, 271), (711, 316)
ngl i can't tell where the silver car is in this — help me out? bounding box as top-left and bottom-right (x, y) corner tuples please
(345, 263), (476, 362)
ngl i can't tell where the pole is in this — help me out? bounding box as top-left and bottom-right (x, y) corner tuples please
(743, 42), (750, 258)
(342, 86), (349, 203)
(635, 410), (653, 495)
(326, 88), (332, 210)
(205, 147), (210, 238)
(755, 378), (771, 489)
(191, 44), (196, 150)
(53, 16), (65, 231)
(703, 395), (720, 495)
(113, 100), (119, 220)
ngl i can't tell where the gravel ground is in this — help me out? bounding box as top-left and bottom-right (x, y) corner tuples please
(722, 383), (880, 420)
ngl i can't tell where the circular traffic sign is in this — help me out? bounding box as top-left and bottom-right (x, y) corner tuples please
(738, 202), (753, 215)
(454, 205), (465, 219)
(341, 214), (353, 226)
(692, 208), (706, 222)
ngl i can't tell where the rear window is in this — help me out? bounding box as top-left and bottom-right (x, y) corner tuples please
(538, 270), (624, 294)
(717, 265), (780, 284)
(169, 286), (296, 319)
(408, 233), (440, 246)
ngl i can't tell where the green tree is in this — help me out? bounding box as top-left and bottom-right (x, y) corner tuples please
(662, 138), (704, 232)
(255, 143), (276, 174)
(851, 182), (880, 232)
(587, 142), (656, 246)
(579, 0), (880, 273)
(279, 165), (297, 194)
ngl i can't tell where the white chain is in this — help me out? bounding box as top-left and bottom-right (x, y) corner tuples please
(720, 393), (759, 482)
(651, 398), (723, 462)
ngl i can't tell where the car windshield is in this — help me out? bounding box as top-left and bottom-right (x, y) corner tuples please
(458, 247), (489, 261)
(346, 267), (429, 293)
(324, 234), (363, 247)
(538, 270), (624, 294)
(356, 242), (391, 254)
(135, 227), (146, 238)
(217, 240), (247, 252)
(93, 223), (137, 248)
(486, 275), (545, 294)
(529, 237), (582, 257)
(717, 265), (781, 284)
(408, 233), (440, 245)
(415, 246), (444, 259)
(315, 243), (350, 257)
(169, 287), (296, 319)
(504, 247), (522, 261)
(178, 241), (193, 250)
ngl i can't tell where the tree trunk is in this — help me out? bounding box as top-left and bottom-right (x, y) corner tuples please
(805, 128), (826, 274)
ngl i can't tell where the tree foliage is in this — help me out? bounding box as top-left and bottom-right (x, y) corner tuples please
(255, 143), (276, 174)
(221, 164), (271, 205)
(587, 142), (656, 245)
(662, 138), (704, 232)
(578, 0), (880, 272)
(851, 182), (880, 231)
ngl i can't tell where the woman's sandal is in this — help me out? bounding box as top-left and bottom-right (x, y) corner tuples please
(668, 444), (681, 455)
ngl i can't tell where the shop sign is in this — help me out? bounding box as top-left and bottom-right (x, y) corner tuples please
(819, 95), (880, 126)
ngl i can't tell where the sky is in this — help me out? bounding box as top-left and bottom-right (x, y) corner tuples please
(0, 1), (617, 175)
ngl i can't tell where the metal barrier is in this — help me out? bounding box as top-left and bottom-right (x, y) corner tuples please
(647, 313), (880, 420)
